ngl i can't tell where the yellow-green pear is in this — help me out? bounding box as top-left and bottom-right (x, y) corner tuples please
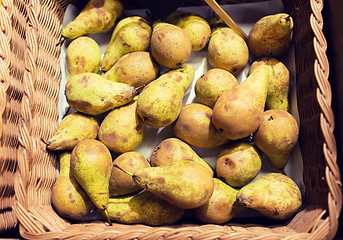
(248, 13), (293, 58)
(236, 173), (302, 220)
(66, 37), (102, 77)
(61, 0), (124, 39)
(98, 100), (146, 153)
(212, 65), (270, 140)
(46, 112), (99, 151)
(106, 190), (184, 226)
(253, 110), (299, 170)
(208, 16), (227, 33)
(51, 152), (94, 220)
(136, 65), (194, 128)
(101, 16), (152, 71)
(65, 73), (136, 116)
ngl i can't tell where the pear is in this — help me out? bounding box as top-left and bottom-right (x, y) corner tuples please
(65, 72), (136, 116)
(109, 152), (150, 197)
(136, 65), (194, 128)
(207, 27), (249, 76)
(102, 51), (159, 88)
(150, 138), (213, 175)
(51, 152), (94, 220)
(195, 68), (238, 108)
(236, 173), (302, 220)
(66, 37), (102, 77)
(249, 57), (290, 112)
(70, 139), (112, 221)
(61, 0), (124, 39)
(150, 22), (192, 69)
(216, 142), (262, 187)
(172, 103), (229, 148)
(101, 16), (152, 71)
(212, 65), (270, 140)
(165, 11), (211, 51)
(192, 178), (245, 224)
(106, 190), (184, 226)
(98, 100), (146, 153)
(131, 160), (214, 209)
(248, 13), (293, 58)
(46, 112), (99, 151)
(208, 16), (227, 33)
(253, 109), (299, 170)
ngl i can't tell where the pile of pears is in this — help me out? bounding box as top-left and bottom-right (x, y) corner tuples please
(49, 0), (302, 226)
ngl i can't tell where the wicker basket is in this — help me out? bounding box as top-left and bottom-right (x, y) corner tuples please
(0, 0), (341, 239)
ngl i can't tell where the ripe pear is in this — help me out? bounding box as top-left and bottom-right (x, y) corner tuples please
(109, 152), (150, 197)
(136, 65), (194, 128)
(150, 137), (214, 175)
(195, 68), (238, 108)
(216, 142), (262, 188)
(172, 103), (229, 148)
(236, 173), (302, 220)
(212, 65), (270, 140)
(249, 57), (290, 111)
(102, 51), (159, 88)
(106, 190), (184, 226)
(101, 16), (152, 71)
(51, 152), (94, 220)
(70, 139), (112, 220)
(192, 178), (245, 224)
(207, 27), (249, 75)
(208, 16), (227, 33)
(46, 112), (99, 151)
(165, 11), (211, 51)
(150, 22), (192, 69)
(253, 110), (299, 170)
(131, 160), (214, 209)
(98, 100), (146, 153)
(61, 0), (124, 39)
(65, 73), (136, 116)
(248, 13), (293, 58)
(66, 37), (102, 77)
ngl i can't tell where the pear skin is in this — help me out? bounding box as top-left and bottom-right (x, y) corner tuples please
(132, 160), (214, 209)
(65, 73), (136, 116)
(212, 65), (269, 140)
(248, 13), (293, 58)
(136, 65), (194, 128)
(70, 139), (112, 215)
(236, 173), (302, 220)
(51, 152), (94, 220)
(61, 0), (124, 39)
(106, 190), (184, 226)
(253, 110), (299, 170)
(46, 112), (99, 151)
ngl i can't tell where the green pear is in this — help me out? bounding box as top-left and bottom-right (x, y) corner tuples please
(65, 73), (136, 116)
(248, 13), (293, 58)
(150, 137), (214, 175)
(51, 152), (94, 220)
(236, 173), (302, 220)
(249, 57), (290, 111)
(70, 139), (112, 220)
(192, 178), (245, 224)
(131, 160), (214, 209)
(61, 0), (124, 39)
(216, 142), (262, 187)
(106, 190), (184, 226)
(208, 16), (227, 33)
(212, 65), (270, 140)
(109, 152), (150, 197)
(253, 110), (299, 170)
(136, 65), (194, 128)
(101, 16), (152, 71)
(98, 100), (146, 153)
(66, 37), (102, 77)
(46, 112), (99, 151)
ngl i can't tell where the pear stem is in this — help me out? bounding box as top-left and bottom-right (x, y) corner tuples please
(113, 164), (133, 176)
(103, 208), (112, 226)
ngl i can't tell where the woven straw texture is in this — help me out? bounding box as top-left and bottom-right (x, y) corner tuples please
(0, 0), (341, 239)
